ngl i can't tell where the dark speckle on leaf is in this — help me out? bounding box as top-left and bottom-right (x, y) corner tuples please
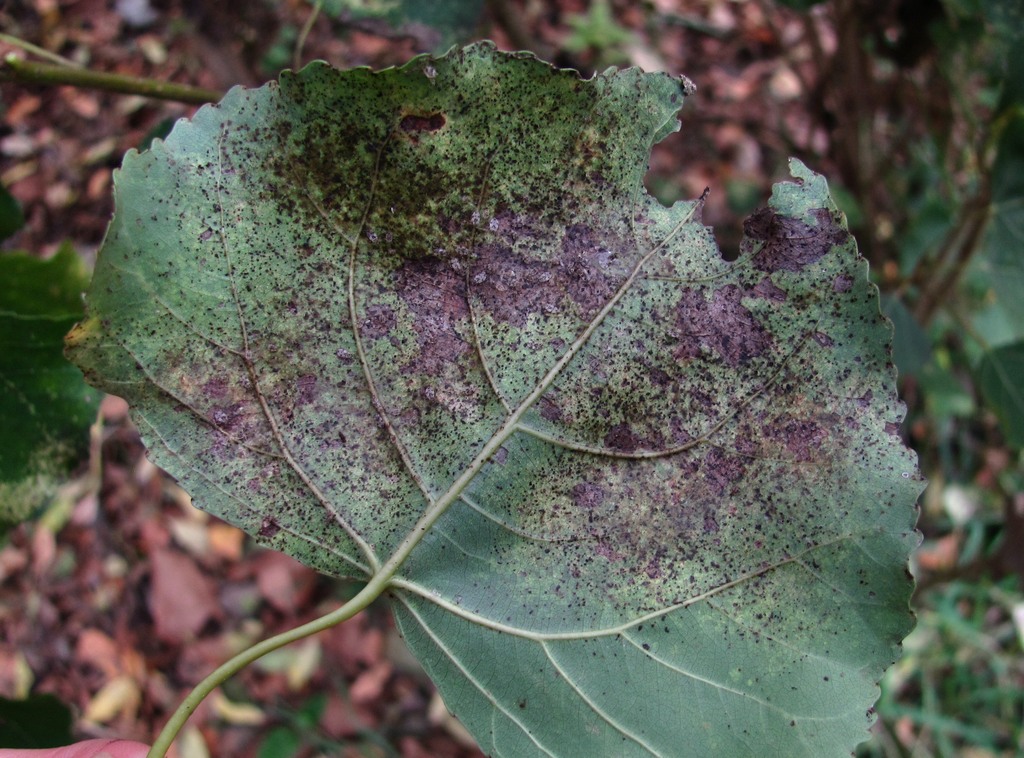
(571, 481), (605, 510)
(295, 374), (317, 405)
(399, 112), (446, 133)
(744, 207), (850, 273)
(259, 516), (281, 538)
(539, 396), (564, 422)
(604, 423), (640, 453)
(394, 258), (470, 374)
(703, 447), (747, 496)
(833, 274), (854, 292)
(813, 331), (835, 347)
(361, 304), (396, 340)
(674, 285), (771, 366)
(750, 277), (787, 302)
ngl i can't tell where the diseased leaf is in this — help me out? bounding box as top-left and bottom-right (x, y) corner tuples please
(66, 43), (921, 756)
(1, 245), (101, 527)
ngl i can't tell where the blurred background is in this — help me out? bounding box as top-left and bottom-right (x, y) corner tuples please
(0, 0), (1022, 755)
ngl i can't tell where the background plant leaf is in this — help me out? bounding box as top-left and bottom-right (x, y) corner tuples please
(67, 43), (921, 756)
(0, 693), (74, 748)
(0, 184), (26, 242)
(975, 341), (1024, 448)
(328, 0), (484, 52)
(974, 115), (1024, 342)
(0, 245), (101, 528)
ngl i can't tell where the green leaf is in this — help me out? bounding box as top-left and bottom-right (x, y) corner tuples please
(0, 184), (26, 242)
(881, 294), (930, 378)
(1, 245), (102, 527)
(976, 115), (1024, 338)
(257, 726), (302, 758)
(976, 341), (1024, 448)
(0, 693), (74, 748)
(564, 0), (634, 61)
(67, 43), (921, 756)
(330, 0), (484, 52)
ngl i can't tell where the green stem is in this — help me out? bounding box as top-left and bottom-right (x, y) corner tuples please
(0, 54), (222, 105)
(147, 575), (389, 757)
(293, 0), (324, 72)
(0, 32), (83, 68)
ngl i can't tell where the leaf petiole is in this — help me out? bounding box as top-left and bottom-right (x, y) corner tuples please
(146, 573), (390, 757)
(0, 54), (222, 105)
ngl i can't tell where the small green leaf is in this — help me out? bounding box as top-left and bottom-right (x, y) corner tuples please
(257, 726), (302, 758)
(976, 341), (1024, 448)
(0, 246), (102, 527)
(67, 44), (921, 756)
(564, 0), (634, 62)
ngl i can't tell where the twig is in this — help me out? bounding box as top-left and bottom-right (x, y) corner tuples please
(911, 190), (993, 325)
(0, 54), (222, 105)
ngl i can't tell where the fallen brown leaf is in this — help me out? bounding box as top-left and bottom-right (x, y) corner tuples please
(148, 547), (220, 643)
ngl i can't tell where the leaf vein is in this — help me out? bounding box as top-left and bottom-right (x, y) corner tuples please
(314, 127), (435, 507)
(399, 596), (558, 758)
(541, 640), (660, 756)
(465, 143), (514, 414)
(212, 129), (378, 567)
(133, 409), (369, 573)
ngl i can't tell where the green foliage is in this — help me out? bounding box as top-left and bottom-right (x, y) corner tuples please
(880, 295), (930, 379)
(976, 343), (1024, 447)
(256, 693), (332, 758)
(0, 245), (101, 529)
(261, 24), (299, 75)
(67, 43), (920, 756)
(0, 693), (74, 748)
(564, 0), (635, 65)
(0, 184), (26, 242)
(327, 0), (485, 52)
(862, 577), (1024, 756)
(975, 115), (1024, 344)
(812, 0), (1024, 465)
